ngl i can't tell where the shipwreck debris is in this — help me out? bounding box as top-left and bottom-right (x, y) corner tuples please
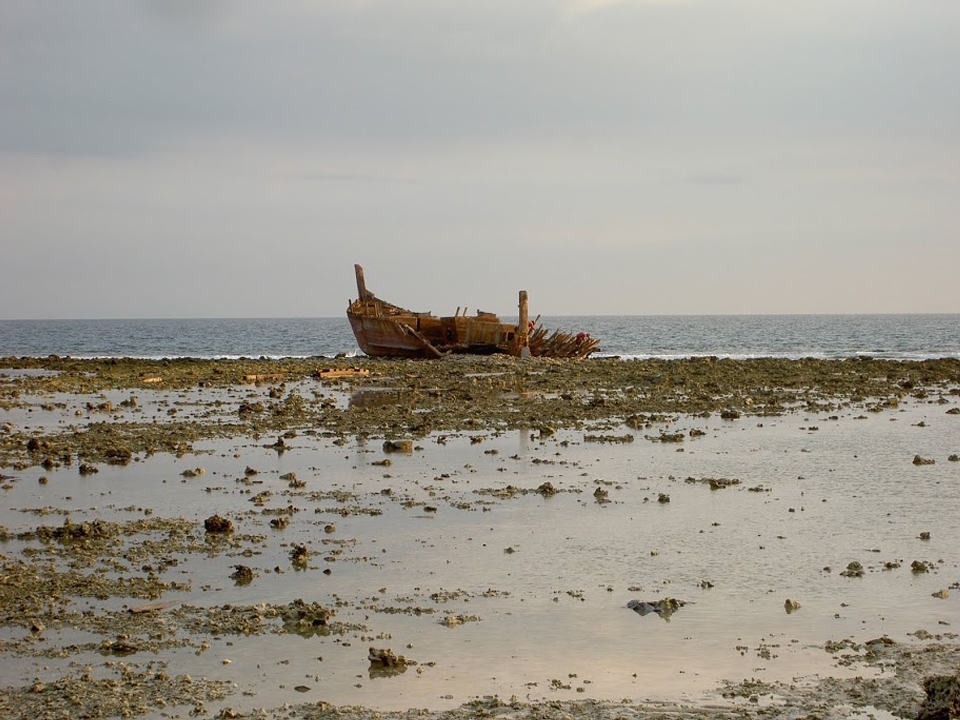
(347, 264), (598, 359)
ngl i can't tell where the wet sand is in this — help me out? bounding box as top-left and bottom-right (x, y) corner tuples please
(0, 356), (958, 719)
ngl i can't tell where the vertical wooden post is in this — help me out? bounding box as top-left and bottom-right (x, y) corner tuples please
(355, 265), (370, 300)
(518, 290), (530, 357)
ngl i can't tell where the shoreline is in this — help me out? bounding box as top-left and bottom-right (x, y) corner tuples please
(3, 355), (959, 470)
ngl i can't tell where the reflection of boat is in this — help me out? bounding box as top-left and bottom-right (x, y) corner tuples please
(346, 265), (598, 359)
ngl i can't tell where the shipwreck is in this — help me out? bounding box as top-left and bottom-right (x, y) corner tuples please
(347, 264), (598, 359)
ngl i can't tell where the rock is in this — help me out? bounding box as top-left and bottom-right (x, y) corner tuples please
(946, 407), (960, 415)
(282, 599), (334, 633)
(368, 646), (409, 667)
(383, 440), (413, 453)
(658, 493), (670, 503)
(593, 487), (609, 503)
(535, 424), (556, 438)
(229, 565), (255, 584)
(204, 514), (234, 533)
(248, 491), (271, 505)
(948, 454), (959, 462)
(913, 455), (936, 466)
(537, 482), (558, 497)
(912, 560), (931, 573)
(916, 673), (960, 720)
(685, 476), (740, 490)
(841, 561), (865, 578)
(784, 599), (801, 613)
(101, 637), (138, 655)
(932, 589), (950, 600)
(920, 532), (932, 540)
(709, 477), (740, 490)
(290, 544), (309, 565)
(627, 598), (686, 618)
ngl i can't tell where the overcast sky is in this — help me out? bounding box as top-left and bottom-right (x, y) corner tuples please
(2, 1), (958, 319)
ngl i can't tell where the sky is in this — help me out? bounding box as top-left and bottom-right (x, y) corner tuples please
(1, 0), (958, 320)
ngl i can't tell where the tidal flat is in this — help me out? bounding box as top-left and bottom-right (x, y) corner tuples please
(0, 356), (958, 720)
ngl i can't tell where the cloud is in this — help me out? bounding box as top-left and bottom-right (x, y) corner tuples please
(685, 174), (745, 186)
(564, 0), (690, 17)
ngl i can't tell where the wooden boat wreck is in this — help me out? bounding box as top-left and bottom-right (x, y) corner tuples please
(347, 265), (598, 359)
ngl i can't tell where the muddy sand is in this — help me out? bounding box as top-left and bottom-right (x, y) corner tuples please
(0, 355), (958, 719)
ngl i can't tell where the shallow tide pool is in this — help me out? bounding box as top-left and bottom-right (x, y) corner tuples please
(1, 395), (958, 716)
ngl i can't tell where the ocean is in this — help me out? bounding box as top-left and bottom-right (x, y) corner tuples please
(0, 314), (958, 360)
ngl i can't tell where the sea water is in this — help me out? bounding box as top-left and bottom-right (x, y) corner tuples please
(1, 314), (958, 360)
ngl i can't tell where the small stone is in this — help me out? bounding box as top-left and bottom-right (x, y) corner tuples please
(841, 561), (864, 578)
(913, 455), (935, 465)
(230, 565), (255, 584)
(204, 514), (234, 533)
(784, 599), (801, 613)
(368, 646), (409, 667)
(383, 440), (413, 453)
(537, 482), (558, 497)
